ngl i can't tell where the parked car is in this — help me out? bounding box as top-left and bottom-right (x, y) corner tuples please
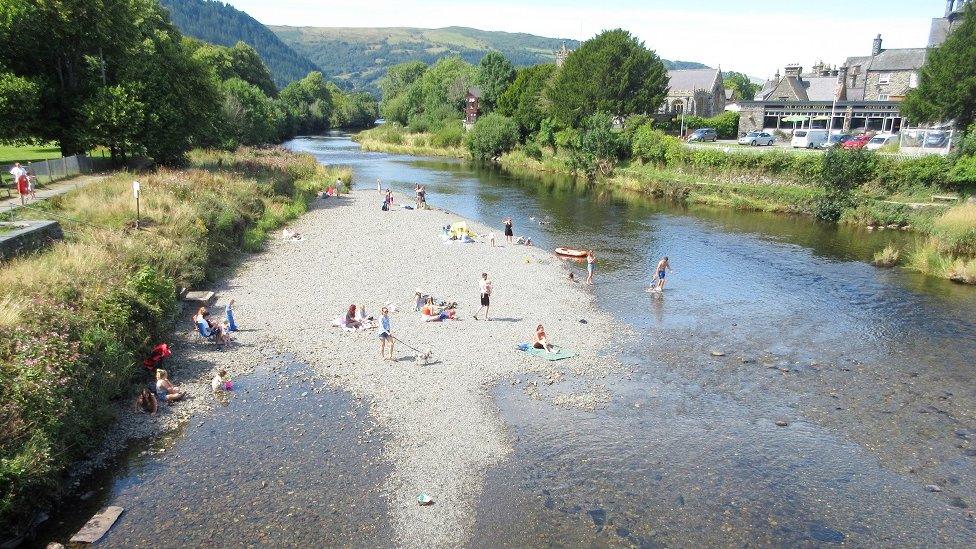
(738, 131), (775, 146)
(842, 134), (873, 150)
(791, 129), (829, 149)
(924, 131), (950, 148)
(820, 134), (853, 149)
(688, 128), (718, 142)
(865, 133), (897, 151)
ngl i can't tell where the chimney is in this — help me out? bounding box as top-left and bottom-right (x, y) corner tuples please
(946, 0), (955, 17)
(836, 66), (849, 100)
(872, 34), (883, 56)
(784, 64), (802, 78)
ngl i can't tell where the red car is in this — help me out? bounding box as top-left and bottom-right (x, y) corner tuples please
(842, 134), (873, 150)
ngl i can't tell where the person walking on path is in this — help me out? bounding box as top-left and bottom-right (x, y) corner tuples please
(9, 163), (27, 205)
(502, 217), (514, 244)
(474, 272), (492, 320)
(654, 256), (672, 292)
(378, 307), (394, 361)
(586, 250), (596, 284)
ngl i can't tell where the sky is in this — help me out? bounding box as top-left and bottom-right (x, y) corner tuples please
(224, 0), (944, 78)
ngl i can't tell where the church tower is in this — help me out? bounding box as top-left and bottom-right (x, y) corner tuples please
(930, 0), (969, 46)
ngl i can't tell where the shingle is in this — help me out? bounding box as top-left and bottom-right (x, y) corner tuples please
(868, 48), (927, 71)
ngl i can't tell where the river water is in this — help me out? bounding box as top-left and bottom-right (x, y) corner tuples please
(287, 135), (976, 546)
(34, 134), (975, 547)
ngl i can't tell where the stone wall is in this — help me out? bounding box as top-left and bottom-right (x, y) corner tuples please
(864, 70), (916, 100)
(0, 220), (63, 261)
(737, 104), (765, 135)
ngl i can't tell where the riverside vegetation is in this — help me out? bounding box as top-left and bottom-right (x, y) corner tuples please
(355, 16), (976, 285)
(0, 147), (349, 537)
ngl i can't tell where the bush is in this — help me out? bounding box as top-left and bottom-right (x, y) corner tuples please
(467, 113), (519, 161)
(523, 140), (543, 161)
(430, 122), (464, 148)
(872, 245), (901, 267)
(878, 154), (951, 193)
(949, 154), (976, 188)
(631, 124), (673, 165)
(816, 149), (877, 221)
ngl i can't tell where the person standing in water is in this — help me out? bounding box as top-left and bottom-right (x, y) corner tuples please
(585, 250), (596, 284)
(377, 178), (382, 193)
(654, 256), (672, 291)
(474, 272), (492, 320)
(502, 217), (514, 244)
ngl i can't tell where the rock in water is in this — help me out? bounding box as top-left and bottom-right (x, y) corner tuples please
(69, 506), (124, 543)
(775, 420), (789, 427)
(711, 351), (726, 357)
(926, 484), (943, 493)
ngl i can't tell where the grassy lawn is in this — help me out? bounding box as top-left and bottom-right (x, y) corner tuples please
(0, 143), (63, 164)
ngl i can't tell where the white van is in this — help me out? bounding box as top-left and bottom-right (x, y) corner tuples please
(791, 129), (829, 149)
(865, 133), (898, 151)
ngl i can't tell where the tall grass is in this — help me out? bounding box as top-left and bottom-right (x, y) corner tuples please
(0, 147), (346, 536)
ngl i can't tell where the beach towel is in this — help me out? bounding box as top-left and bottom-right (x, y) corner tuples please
(516, 343), (576, 361)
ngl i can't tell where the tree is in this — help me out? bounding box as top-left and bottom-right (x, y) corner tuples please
(723, 71), (760, 101)
(417, 56), (478, 121)
(567, 111), (622, 178)
(497, 64), (556, 138)
(903, 2), (976, 129)
(545, 29), (668, 127)
(379, 61), (427, 102)
(278, 71), (334, 135)
(228, 42), (277, 97)
(79, 85), (145, 159)
(466, 113), (519, 160)
(476, 51), (515, 112)
(220, 78), (280, 147)
(0, 69), (40, 142)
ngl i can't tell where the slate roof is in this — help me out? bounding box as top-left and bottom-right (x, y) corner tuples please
(667, 68), (720, 93)
(802, 76), (838, 101)
(467, 87), (482, 98)
(867, 48), (927, 71)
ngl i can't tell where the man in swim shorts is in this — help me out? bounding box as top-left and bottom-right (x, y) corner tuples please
(654, 256), (672, 291)
(474, 272), (492, 320)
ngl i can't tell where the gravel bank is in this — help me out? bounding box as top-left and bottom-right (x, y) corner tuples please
(217, 191), (618, 546)
(77, 190), (620, 547)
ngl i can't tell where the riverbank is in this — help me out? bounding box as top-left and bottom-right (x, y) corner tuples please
(354, 128), (976, 284)
(136, 189), (620, 546)
(0, 147), (350, 540)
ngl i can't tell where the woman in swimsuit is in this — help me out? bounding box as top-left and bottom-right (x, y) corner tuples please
(586, 250), (595, 284)
(533, 324), (553, 352)
(345, 304), (362, 329)
(503, 217), (514, 244)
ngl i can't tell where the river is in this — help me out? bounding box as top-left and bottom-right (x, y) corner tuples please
(34, 134), (975, 547)
(287, 135), (975, 546)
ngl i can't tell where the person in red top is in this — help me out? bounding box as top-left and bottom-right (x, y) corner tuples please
(9, 163), (28, 205)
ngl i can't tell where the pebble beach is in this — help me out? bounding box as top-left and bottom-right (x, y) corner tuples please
(88, 189), (622, 547)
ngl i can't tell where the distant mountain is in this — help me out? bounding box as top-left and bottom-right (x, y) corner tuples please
(270, 26), (708, 94)
(158, 0), (321, 89)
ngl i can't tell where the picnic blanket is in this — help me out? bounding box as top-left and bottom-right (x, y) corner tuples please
(516, 343), (576, 361)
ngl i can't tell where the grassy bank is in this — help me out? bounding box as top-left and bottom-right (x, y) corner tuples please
(354, 128), (976, 284)
(0, 147), (349, 537)
(353, 125), (468, 158)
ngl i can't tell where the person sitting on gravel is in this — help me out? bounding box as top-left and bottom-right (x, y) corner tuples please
(533, 324), (554, 352)
(136, 388), (157, 415)
(155, 369), (184, 404)
(195, 307), (230, 345)
(345, 304), (362, 329)
(421, 297), (459, 322)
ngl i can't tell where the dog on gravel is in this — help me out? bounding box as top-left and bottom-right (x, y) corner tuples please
(414, 349), (433, 366)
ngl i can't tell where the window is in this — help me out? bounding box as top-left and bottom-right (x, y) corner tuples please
(879, 73), (892, 85)
(878, 94), (890, 101)
(910, 72), (919, 88)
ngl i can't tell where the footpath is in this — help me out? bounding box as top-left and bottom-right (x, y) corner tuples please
(0, 175), (107, 214)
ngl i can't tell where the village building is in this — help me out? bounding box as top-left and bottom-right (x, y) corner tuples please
(738, 1), (972, 137)
(555, 43), (571, 68)
(463, 87), (481, 129)
(660, 68), (725, 118)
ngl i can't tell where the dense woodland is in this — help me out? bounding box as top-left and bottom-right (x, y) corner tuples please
(158, 0), (320, 88)
(0, 0), (377, 165)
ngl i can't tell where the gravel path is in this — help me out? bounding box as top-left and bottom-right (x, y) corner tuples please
(84, 190), (621, 547)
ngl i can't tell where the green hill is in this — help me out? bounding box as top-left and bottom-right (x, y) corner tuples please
(270, 26), (708, 94)
(158, 0), (321, 89)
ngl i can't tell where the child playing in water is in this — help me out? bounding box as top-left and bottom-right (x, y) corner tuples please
(211, 369), (232, 393)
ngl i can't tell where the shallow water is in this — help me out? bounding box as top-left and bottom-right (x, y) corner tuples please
(33, 356), (392, 547)
(289, 134), (976, 546)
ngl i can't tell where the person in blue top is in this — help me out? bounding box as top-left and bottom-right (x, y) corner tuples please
(379, 307), (394, 361)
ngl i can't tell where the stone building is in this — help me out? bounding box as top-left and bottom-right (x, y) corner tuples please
(555, 43), (571, 68)
(463, 87), (481, 128)
(737, 5), (947, 137)
(929, 0), (971, 46)
(660, 68), (725, 118)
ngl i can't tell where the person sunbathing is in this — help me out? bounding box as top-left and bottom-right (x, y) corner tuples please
(421, 297), (458, 322)
(533, 324), (554, 352)
(155, 369), (184, 404)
